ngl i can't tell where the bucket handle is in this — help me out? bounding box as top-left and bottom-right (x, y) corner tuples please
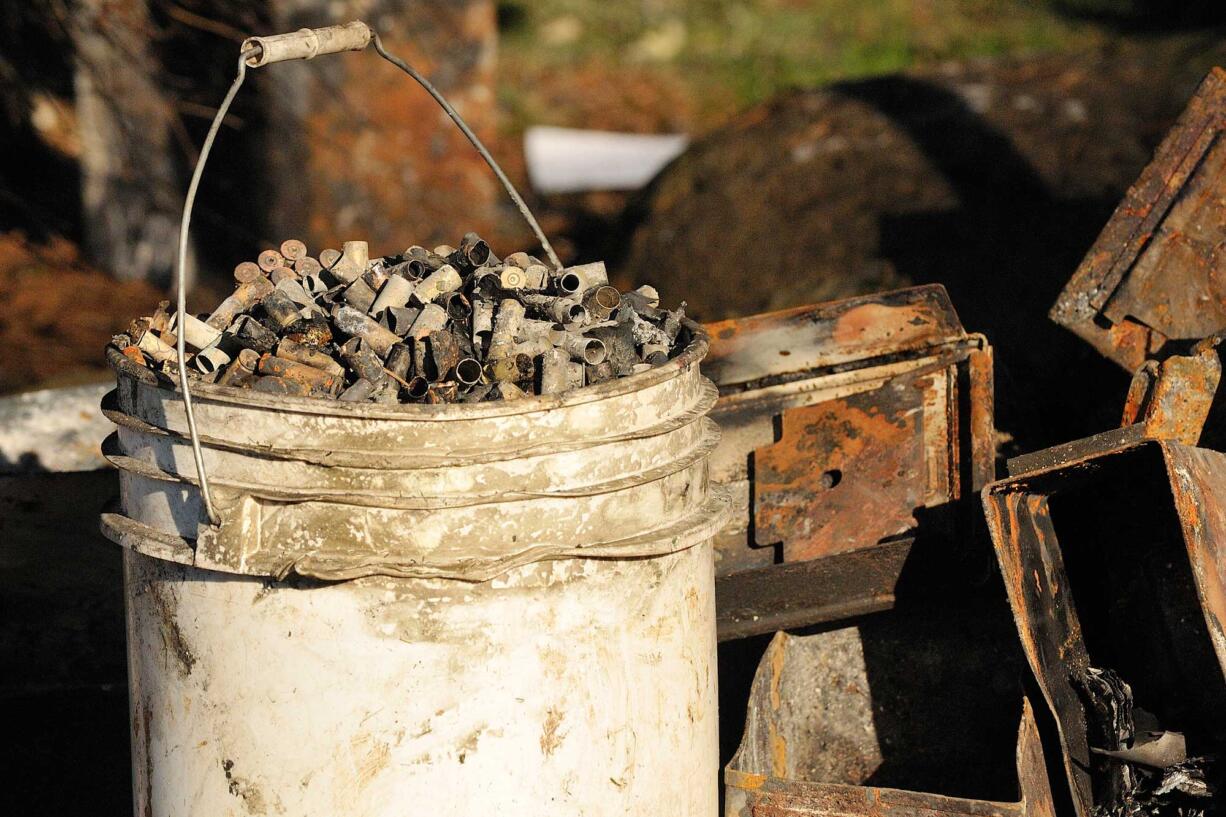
(175, 21), (559, 526)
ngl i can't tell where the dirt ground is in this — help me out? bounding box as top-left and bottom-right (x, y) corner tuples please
(0, 232), (164, 393)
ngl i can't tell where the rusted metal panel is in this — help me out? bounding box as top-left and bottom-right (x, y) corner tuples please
(1050, 68), (1226, 371)
(706, 285), (993, 640)
(1119, 333), (1223, 446)
(725, 630), (1055, 817)
(983, 435), (1226, 817)
(754, 373), (928, 561)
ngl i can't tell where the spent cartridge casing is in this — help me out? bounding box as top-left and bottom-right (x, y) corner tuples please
(252, 375), (311, 397)
(257, 248), (285, 271)
(207, 276), (275, 330)
(168, 311), (223, 351)
(338, 378), (376, 402)
(369, 274), (415, 316)
(275, 338), (345, 378)
(331, 305), (401, 357)
(279, 239), (307, 262)
(217, 348), (260, 387)
(407, 303), (448, 341)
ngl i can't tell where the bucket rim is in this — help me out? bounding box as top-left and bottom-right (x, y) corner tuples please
(109, 319), (709, 419)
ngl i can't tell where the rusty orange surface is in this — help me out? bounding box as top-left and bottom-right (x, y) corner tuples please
(1051, 67), (1226, 371)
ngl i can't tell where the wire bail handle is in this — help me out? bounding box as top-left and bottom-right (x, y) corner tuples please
(177, 21), (558, 527)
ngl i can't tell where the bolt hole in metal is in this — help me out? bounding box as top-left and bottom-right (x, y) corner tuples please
(820, 469), (842, 489)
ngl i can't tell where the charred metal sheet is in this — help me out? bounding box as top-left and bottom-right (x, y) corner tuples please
(1119, 332), (1223, 446)
(724, 629), (1055, 817)
(706, 285), (994, 640)
(983, 436), (1226, 817)
(1051, 68), (1226, 371)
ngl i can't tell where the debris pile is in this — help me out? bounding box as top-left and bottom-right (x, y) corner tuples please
(109, 235), (689, 403)
(1080, 668), (1219, 817)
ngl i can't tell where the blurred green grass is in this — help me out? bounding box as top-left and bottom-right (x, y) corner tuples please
(496, 0), (1106, 132)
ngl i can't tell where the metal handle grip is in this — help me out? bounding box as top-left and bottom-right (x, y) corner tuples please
(242, 21), (372, 67)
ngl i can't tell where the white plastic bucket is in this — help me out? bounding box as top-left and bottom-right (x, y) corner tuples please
(101, 327), (728, 816)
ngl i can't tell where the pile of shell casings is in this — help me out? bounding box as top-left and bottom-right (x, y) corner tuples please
(110, 234), (689, 403)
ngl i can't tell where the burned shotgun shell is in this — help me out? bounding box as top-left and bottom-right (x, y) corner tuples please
(504, 251), (531, 269)
(404, 375), (430, 400)
(585, 360), (615, 384)
(301, 274), (328, 296)
(499, 266), (528, 290)
(565, 360), (585, 391)
(515, 318), (555, 344)
(442, 292), (471, 321)
(329, 239), (369, 284)
(582, 286), (621, 321)
(490, 299), (526, 356)
(262, 289), (304, 329)
(453, 357), (483, 386)
(252, 375), (311, 397)
(276, 338), (345, 378)
(275, 277), (314, 308)
(257, 353), (342, 395)
(428, 331), (462, 381)
(319, 248), (342, 271)
(217, 348), (260, 387)
(555, 332), (607, 365)
(342, 277), (379, 312)
(193, 345), (232, 375)
(524, 264), (549, 290)
(279, 239), (307, 263)
(586, 323), (638, 376)
(458, 231), (491, 268)
(641, 343), (669, 365)
(339, 337), (390, 386)
(338, 378), (376, 402)
(538, 348), (570, 395)
(547, 297), (588, 327)
(486, 352), (534, 383)
(363, 265), (389, 292)
(207, 276), (275, 330)
(384, 343), (412, 381)
(233, 261), (263, 283)
(386, 306), (421, 336)
(331, 305), (400, 357)
(257, 248), (285, 271)
(270, 266), (299, 285)
(369, 274), (415, 316)
(168, 312), (223, 350)
(229, 315), (278, 354)
(496, 381), (528, 400)
(407, 303), (448, 341)
(471, 299), (494, 341)
(413, 264), (462, 304)
(296, 257), (323, 277)
(136, 330), (176, 363)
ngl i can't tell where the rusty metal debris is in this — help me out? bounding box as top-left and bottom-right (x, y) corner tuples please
(983, 430), (1226, 817)
(110, 234), (690, 403)
(703, 284), (995, 640)
(725, 629), (1055, 817)
(1051, 68), (1226, 372)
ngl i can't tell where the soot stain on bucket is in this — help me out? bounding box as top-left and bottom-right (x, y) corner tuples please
(149, 582), (195, 678)
(222, 757), (271, 815)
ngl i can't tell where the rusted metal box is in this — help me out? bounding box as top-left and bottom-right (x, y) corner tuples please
(704, 285), (995, 640)
(1051, 67), (1226, 372)
(983, 428), (1226, 816)
(724, 627), (1054, 817)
